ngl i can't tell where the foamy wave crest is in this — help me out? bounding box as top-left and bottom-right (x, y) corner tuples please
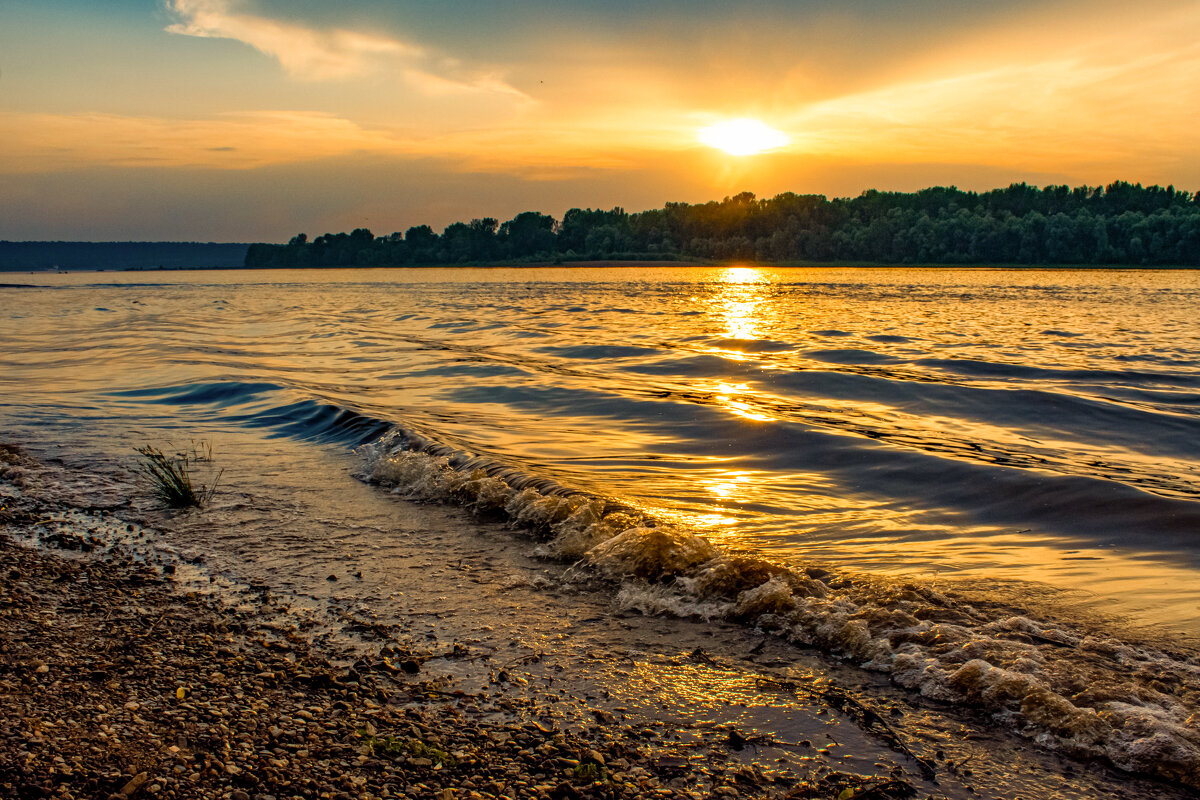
(357, 431), (1200, 789)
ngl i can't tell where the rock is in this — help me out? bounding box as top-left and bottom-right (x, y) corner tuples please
(550, 782), (580, 800)
(119, 771), (149, 797)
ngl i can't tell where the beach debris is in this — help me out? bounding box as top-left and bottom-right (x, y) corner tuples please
(783, 770), (917, 799)
(115, 771), (149, 797)
(756, 677), (937, 781)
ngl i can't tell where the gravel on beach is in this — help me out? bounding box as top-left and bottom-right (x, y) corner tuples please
(0, 444), (918, 800)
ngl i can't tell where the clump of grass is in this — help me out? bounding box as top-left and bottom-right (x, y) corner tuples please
(358, 732), (458, 767)
(134, 441), (222, 508)
(572, 762), (608, 783)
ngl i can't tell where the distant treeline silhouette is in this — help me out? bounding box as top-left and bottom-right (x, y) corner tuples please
(247, 181), (1200, 267)
(0, 241), (249, 271)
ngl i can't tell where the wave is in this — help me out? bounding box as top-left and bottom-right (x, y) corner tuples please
(111, 381), (393, 446)
(356, 428), (1200, 791)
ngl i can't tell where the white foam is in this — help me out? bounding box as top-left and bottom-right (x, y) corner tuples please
(357, 435), (1200, 789)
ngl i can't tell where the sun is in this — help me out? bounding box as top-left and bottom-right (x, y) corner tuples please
(698, 119), (789, 156)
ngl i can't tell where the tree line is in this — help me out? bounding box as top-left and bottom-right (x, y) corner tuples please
(245, 181), (1200, 268)
(0, 242), (249, 271)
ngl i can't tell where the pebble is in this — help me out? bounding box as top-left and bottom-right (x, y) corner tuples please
(0, 447), (817, 800)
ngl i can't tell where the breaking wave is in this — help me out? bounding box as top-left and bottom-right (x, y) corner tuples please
(359, 429), (1200, 790)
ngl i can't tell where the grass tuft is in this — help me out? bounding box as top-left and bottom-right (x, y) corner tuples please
(358, 732), (458, 767)
(134, 441), (222, 508)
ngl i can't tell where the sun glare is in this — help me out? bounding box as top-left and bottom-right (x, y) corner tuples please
(698, 119), (789, 156)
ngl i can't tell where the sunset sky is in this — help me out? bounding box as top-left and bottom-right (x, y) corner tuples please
(2, 0), (1198, 241)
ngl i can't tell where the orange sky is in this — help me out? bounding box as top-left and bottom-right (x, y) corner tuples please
(2, 0), (1197, 240)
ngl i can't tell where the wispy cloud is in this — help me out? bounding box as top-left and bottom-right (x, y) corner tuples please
(758, 3), (1200, 179)
(0, 110), (652, 175)
(164, 0), (528, 99)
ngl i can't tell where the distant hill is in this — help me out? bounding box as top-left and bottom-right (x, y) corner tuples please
(0, 242), (251, 271)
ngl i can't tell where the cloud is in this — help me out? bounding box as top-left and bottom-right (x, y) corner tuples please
(770, 3), (1200, 177)
(0, 110), (400, 172)
(163, 0), (528, 99)
(0, 109), (658, 176)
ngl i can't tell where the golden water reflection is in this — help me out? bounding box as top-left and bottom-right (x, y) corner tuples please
(714, 266), (771, 341)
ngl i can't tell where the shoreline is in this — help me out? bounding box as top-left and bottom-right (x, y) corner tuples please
(5, 262), (1200, 275)
(1, 497), (790, 800)
(0, 444), (918, 800)
(3, 441), (1196, 800)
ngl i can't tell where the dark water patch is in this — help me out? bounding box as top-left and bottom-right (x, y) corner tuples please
(536, 344), (662, 360)
(802, 349), (902, 365)
(811, 329), (853, 337)
(110, 381), (283, 405)
(767, 368), (1200, 463)
(224, 401), (394, 445)
(400, 362), (528, 380)
(866, 334), (915, 343)
(917, 357), (1200, 388)
(617, 352), (751, 377)
(109, 381), (392, 446)
(429, 320), (481, 329)
(1113, 353), (1200, 368)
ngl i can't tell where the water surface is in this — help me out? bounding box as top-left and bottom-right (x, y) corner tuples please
(4, 266), (1198, 633)
(5, 266), (1200, 788)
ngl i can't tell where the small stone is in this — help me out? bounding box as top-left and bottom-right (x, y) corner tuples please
(119, 771), (149, 797)
(327, 574), (338, 581)
(35, 663), (49, 674)
(232, 791), (251, 800)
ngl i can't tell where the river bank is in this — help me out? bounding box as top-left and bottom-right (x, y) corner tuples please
(2, 414), (1194, 800)
(0, 444), (812, 800)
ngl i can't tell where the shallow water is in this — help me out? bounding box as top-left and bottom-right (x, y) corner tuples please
(4, 265), (1200, 790)
(4, 267), (1199, 629)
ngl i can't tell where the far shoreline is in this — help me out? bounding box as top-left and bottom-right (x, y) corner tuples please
(4, 260), (1200, 275)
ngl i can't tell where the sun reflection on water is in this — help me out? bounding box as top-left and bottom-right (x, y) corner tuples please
(701, 380), (774, 422)
(715, 266), (770, 341)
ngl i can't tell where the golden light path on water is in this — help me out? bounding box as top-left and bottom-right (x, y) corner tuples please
(661, 265), (1200, 638)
